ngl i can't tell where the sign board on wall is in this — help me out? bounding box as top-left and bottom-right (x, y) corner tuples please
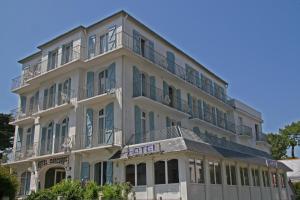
(266, 159), (278, 168)
(125, 143), (161, 158)
(37, 157), (69, 170)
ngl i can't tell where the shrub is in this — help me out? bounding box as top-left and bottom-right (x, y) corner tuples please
(0, 166), (19, 200)
(100, 182), (133, 200)
(26, 190), (56, 200)
(293, 182), (300, 200)
(83, 181), (101, 200)
(51, 180), (83, 200)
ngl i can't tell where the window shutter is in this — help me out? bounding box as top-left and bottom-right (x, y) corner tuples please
(149, 76), (156, 100)
(86, 108), (93, 147)
(166, 51), (175, 74)
(176, 89), (182, 111)
(108, 25), (116, 50)
(163, 81), (169, 101)
(43, 89), (48, 109)
(88, 35), (96, 58)
(81, 162), (90, 180)
(134, 105), (142, 143)
(20, 96), (27, 114)
(106, 161), (113, 184)
(26, 133), (31, 150)
(47, 124), (53, 154)
(195, 71), (201, 88)
(54, 123), (60, 153)
(52, 84), (56, 106)
(132, 66), (141, 97)
(147, 40), (155, 62)
(198, 100), (203, 119)
(133, 30), (141, 54)
(105, 102), (114, 144)
(187, 93), (193, 115)
(40, 127), (47, 155)
(31, 126), (35, 146)
(149, 111), (155, 141)
(107, 63), (116, 90)
(67, 78), (72, 99)
(212, 107), (216, 125)
(16, 128), (23, 151)
(86, 72), (94, 98)
(47, 52), (52, 70)
(57, 83), (62, 105)
(34, 91), (39, 112)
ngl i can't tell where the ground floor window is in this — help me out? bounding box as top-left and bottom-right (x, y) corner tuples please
(189, 159), (204, 183)
(226, 164), (237, 185)
(20, 171), (31, 195)
(251, 168), (260, 186)
(240, 167), (249, 186)
(154, 159), (179, 184)
(280, 173), (286, 188)
(45, 168), (65, 189)
(262, 170), (270, 187)
(209, 161), (221, 184)
(94, 161), (113, 185)
(125, 163), (147, 186)
(271, 172), (278, 187)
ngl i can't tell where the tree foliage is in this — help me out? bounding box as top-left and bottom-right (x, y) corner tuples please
(267, 133), (290, 160)
(293, 182), (300, 200)
(280, 121), (300, 158)
(0, 166), (19, 200)
(0, 113), (15, 150)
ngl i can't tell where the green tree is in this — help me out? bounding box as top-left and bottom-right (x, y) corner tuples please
(0, 166), (19, 200)
(267, 133), (290, 160)
(280, 121), (300, 158)
(0, 113), (15, 150)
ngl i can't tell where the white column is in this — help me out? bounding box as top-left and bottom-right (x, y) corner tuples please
(221, 160), (227, 200)
(236, 162), (242, 200)
(258, 167), (264, 200)
(248, 164), (253, 200)
(34, 117), (40, 156)
(277, 170), (283, 200)
(204, 156), (210, 200)
(269, 169), (275, 200)
(178, 157), (188, 200)
(146, 159), (154, 200)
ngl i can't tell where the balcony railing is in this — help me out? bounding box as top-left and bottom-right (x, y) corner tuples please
(9, 107), (36, 123)
(11, 45), (82, 91)
(40, 89), (75, 111)
(133, 81), (190, 114)
(14, 144), (35, 161)
(256, 132), (268, 143)
(237, 125), (253, 137)
(73, 128), (122, 151)
(79, 80), (117, 100)
(126, 126), (182, 145)
(121, 31), (233, 107)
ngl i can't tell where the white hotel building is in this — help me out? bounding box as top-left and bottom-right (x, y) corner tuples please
(3, 10), (292, 200)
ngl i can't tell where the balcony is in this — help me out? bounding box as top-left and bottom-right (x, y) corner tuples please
(73, 128), (122, 153)
(11, 45), (82, 92)
(133, 81), (190, 117)
(9, 107), (36, 125)
(256, 132), (270, 145)
(237, 125), (253, 137)
(78, 80), (118, 105)
(121, 31), (234, 108)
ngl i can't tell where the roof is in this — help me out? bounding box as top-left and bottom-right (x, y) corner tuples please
(17, 10), (227, 85)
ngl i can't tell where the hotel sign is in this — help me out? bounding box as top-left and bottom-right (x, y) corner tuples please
(126, 143), (161, 157)
(266, 159), (278, 168)
(37, 157), (69, 170)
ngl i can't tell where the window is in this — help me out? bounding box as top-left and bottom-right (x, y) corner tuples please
(154, 161), (165, 184)
(251, 168), (260, 186)
(98, 70), (108, 94)
(125, 163), (147, 186)
(137, 163), (146, 185)
(26, 127), (34, 152)
(16, 128), (23, 151)
(280, 173), (286, 188)
(168, 159), (179, 183)
(240, 167), (249, 186)
(20, 171), (31, 195)
(141, 111), (146, 141)
(62, 42), (73, 64)
(125, 164), (135, 185)
(262, 170), (270, 187)
(209, 161), (221, 184)
(189, 159), (204, 183)
(48, 49), (58, 70)
(88, 35), (96, 58)
(94, 161), (113, 185)
(271, 172), (278, 187)
(226, 164), (237, 185)
(97, 63), (116, 95)
(98, 109), (105, 144)
(100, 33), (108, 54)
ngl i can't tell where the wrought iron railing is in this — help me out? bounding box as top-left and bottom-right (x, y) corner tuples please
(40, 89), (75, 111)
(11, 45), (82, 91)
(237, 125), (253, 137)
(79, 80), (117, 100)
(9, 107), (36, 123)
(133, 80), (190, 114)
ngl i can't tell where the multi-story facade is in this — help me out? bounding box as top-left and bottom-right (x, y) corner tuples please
(3, 10), (291, 200)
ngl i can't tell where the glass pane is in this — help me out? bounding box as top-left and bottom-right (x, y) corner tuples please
(125, 165), (135, 186)
(154, 161), (166, 184)
(137, 163), (146, 186)
(167, 159), (179, 184)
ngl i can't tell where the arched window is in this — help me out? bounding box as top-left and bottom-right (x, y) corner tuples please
(125, 163), (147, 186)
(61, 117), (69, 147)
(154, 161), (165, 184)
(20, 171), (31, 195)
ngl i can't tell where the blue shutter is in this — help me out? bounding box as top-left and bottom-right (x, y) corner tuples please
(163, 81), (169, 100)
(20, 96), (27, 114)
(148, 40), (155, 62)
(16, 128), (23, 150)
(134, 105), (141, 143)
(40, 127), (47, 155)
(195, 71), (201, 88)
(133, 66), (141, 97)
(86, 72), (94, 98)
(108, 25), (116, 50)
(187, 93), (193, 115)
(198, 100), (203, 119)
(88, 35), (96, 58)
(86, 108), (93, 147)
(212, 107), (216, 125)
(81, 162), (90, 180)
(149, 76), (156, 100)
(57, 83), (62, 105)
(54, 124), (60, 153)
(133, 30), (141, 54)
(176, 89), (182, 111)
(166, 51), (175, 74)
(107, 63), (116, 90)
(68, 78), (72, 99)
(149, 111), (155, 141)
(47, 124), (53, 154)
(105, 103), (114, 144)
(185, 64), (192, 83)
(106, 161), (113, 184)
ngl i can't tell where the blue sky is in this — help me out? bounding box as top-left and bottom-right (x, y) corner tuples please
(0, 1), (299, 154)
